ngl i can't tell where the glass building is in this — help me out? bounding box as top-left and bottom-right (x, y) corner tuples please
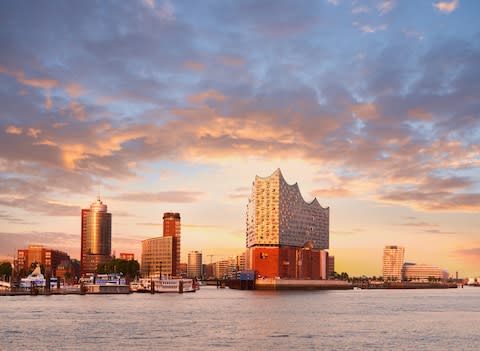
(141, 237), (173, 277)
(80, 197), (112, 275)
(187, 251), (202, 278)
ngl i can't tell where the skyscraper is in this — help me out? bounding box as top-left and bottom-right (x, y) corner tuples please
(383, 245), (405, 281)
(163, 212), (181, 275)
(80, 196), (112, 275)
(187, 251), (202, 278)
(246, 169), (330, 279)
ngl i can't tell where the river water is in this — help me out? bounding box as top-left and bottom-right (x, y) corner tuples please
(1, 286), (479, 350)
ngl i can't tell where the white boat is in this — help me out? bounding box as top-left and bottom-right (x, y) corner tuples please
(138, 277), (196, 293)
(20, 265), (61, 289)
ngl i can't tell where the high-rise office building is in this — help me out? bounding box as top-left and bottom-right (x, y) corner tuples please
(246, 169), (330, 279)
(80, 196), (112, 275)
(141, 236), (173, 277)
(163, 212), (181, 275)
(383, 245), (405, 281)
(187, 251), (202, 278)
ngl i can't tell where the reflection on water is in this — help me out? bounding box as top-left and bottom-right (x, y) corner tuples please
(1, 287), (479, 350)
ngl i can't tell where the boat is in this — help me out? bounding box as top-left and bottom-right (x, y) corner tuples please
(137, 277), (196, 293)
(20, 265), (62, 289)
(79, 273), (130, 294)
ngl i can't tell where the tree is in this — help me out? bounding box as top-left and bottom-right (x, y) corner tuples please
(0, 262), (12, 280)
(96, 259), (140, 281)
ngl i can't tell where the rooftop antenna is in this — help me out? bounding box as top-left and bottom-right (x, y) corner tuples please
(97, 184), (102, 202)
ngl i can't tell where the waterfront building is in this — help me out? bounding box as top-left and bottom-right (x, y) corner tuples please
(236, 252), (247, 271)
(119, 252), (135, 261)
(213, 259), (230, 279)
(141, 236), (173, 277)
(178, 262), (188, 277)
(80, 197), (112, 275)
(383, 246), (405, 281)
(163, 212), (181, 275)
(187, 251), (202, 278)
(16, 245), (70, 276)
(56, 259), (80, 283)
(245, 169), (330, 279)
(327, 256), (335, 278)
(402, 263), (448, 281)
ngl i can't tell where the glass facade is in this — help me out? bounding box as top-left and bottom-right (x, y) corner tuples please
(246, 169), (329, 250)
(81, 197), (112, 275)
(141, 237), (173, 277)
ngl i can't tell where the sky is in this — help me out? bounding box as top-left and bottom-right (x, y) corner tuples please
(0, 0), (479, 277)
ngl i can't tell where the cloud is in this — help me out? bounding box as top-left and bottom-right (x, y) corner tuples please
(227, 186), (251, 200)
(5, 125), (22, 135)
(351, 103), (379, 120)
(188, 89), (226, 104)
(114, 191), (205, 203)
(433, 0), (459, 13)
(219, 55), (246, 66)
(352, 6), (370, 14)
(377, 1), (396, 15)
(378, 190), (480, 212)
(0, 196), (80, 216)
(0, 211), (36, 225)
(311, 187), (352, 198)
(183, 61), (206, 71)
(358, 24), (387, 33)
(402, 30), (424, 41)
(27, 128), (41, 138)
(0, 65), (58, 90)
(65, 83), (87, 97)
(0, 231), (80, 258)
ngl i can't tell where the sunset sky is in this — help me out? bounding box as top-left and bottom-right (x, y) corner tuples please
(1, 0), (479, 277)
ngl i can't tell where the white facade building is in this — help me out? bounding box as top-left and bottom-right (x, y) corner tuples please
(246, 169), (329, 250)
(383, 246), (405, 281)
(402, 263), (448, 281)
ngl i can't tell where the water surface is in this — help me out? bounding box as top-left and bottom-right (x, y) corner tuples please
(1, 286), (479, 350)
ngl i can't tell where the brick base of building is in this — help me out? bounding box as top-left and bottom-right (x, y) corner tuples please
(248, 246), (329, 280)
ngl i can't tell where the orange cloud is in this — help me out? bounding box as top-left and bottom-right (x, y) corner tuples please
(5, 125), (23, 135)
(188, 89), (226, 104)
(351, 103), (379, 120)
(65, 83), (87, 97)
(0, 65), (58, 90)
(27, 128), (41, 138)
(311, 187), (352, 198)
(219, 55), (246, 66)
(45, 94), (53, 110)
(433, 0), (458, 13)
(183, 61), (205, 72)
(408, 107), (433, 120)
(69, 101), (87, 120)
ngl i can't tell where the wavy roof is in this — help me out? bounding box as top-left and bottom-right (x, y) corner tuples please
(255, 168), (329, 210)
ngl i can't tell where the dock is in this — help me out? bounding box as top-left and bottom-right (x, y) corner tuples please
(254, 278), (353, 290)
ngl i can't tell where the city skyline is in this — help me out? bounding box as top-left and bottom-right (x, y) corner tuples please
(1, 1), (479, 277)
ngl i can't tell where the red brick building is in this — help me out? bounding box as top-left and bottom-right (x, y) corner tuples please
(119, 252), (135, 261)
(16, 245), (70, 276)
(249, 245), (329, 279)
(163, 212), (181, 276)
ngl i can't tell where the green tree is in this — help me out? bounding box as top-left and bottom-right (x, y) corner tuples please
(96, 259), (140, 281)
(0, 262), (12, 279)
